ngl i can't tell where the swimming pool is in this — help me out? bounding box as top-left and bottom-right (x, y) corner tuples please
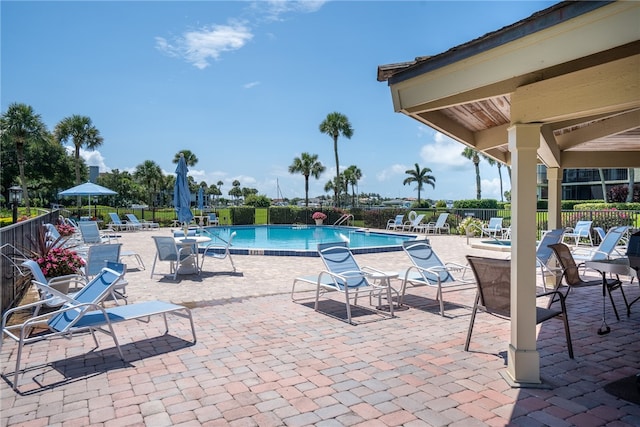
(200, 225), (418, 257)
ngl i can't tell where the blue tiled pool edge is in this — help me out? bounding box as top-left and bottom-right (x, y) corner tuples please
(224, 244), (406, 257)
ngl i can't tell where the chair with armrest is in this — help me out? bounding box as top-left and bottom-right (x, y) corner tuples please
(78, 221), (113, 245)
(481, 217), (503, 237)
(201, 231), (236, 272)
(315, 242), (395, 324)
(562, 220), (593, 247)
(21, 259), (87, 316)
(464, 255), (573, 359)
(208, 213), (220, 226)
(548, 243), (628, 320)
(1, 266), (196, 392)
(125, 213), (159, 229)
(398, 240), (474, 316)
(386, 214), (405, 230)
(150, 236), (197, 280)
(421, 213), (450, 235)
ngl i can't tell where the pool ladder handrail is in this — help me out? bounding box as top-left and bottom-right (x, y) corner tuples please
(333, 214), (354, 226)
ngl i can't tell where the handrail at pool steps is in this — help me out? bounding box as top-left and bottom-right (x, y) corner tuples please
(334, 214), (354, 226)
(465, 222), (510, 246)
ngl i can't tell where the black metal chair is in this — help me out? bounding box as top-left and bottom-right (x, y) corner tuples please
(548, 243), (627, 320)
(464, 255), (573, 359)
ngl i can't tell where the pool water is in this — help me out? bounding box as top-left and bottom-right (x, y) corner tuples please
(201, 225), (416, 256)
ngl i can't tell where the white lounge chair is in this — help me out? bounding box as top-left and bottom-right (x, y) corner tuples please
(402, 214), (425, 232)
(125, 213), (159, 229)
(108, 212), (141, 231)
(571, 226), (628, 266)
(420, 213), (450, 234)
(482, 217), (503, 237)
(1, 266), (196, 392)
(398, 240), (474, 316)
(386, 214), (404, 230)
(562, 220), (593, 246)
(315, 242), (395, 324)
(208, 213), (220, 226)
(21, 260), (86, 315)
(78, 221), (114, 245)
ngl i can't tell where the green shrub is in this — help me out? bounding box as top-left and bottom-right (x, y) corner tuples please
(458, 216), (484, 236)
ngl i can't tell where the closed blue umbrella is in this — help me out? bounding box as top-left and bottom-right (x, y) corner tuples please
(174, 154), (193, 227)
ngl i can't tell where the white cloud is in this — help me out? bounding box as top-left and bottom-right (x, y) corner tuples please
(73, 146), (111, 173)
(376, 164), (407, 182)
(155, 21), (253, 69)
(260, 0), (327, 21)
(243, 81), (261, 89)
(419, 132), (469, 169)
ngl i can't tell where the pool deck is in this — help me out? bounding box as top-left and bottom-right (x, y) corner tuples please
(1, 228), (639, 426)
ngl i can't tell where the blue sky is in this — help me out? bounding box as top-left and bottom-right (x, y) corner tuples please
(2, 1), (555, 202)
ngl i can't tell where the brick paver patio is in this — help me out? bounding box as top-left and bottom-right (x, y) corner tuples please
(1, 228), (639, 426)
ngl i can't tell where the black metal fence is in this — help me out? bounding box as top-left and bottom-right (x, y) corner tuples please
(1, 211), (59, 314)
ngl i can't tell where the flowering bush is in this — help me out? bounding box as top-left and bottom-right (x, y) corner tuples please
(312, 212), (327, 220)
(36, 247), (85, 277)
(56, 223), (76, 237)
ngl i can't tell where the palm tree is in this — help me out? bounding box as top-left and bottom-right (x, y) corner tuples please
(288, 152), (325, 208)
(133, 160), (163, 208)
(403, 163), (435, 205)
(216, 180), (224, 206)
(461, 147), (481, 200)
(54, 115), (104, 186)
(229, 179), (242, 205)
(343, 165), (362, 207)
(0, 103), (49, 215)
(319, 112), (354, 207)
(324, 176), (342, 206)
(173, 150), (198, 166)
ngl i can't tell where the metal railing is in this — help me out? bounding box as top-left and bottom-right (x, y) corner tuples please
(1, 211), (59, 315)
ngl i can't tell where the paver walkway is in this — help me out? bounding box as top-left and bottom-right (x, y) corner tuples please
(1, 228), (639, 426)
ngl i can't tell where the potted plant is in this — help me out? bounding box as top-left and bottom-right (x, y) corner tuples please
(56, 223), (76, 237)
(27, 225), (86, 294)
(35, 247), (85, 279)
(312, 211), (327, 225)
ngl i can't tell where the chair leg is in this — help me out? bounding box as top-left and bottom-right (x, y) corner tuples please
(464, 293), (480, 352)
(150, 255), (158, 279)
(437, 280), (444, 317)
(557, 295), (574, 359)
(606, 279), (628, 320)
(344, 288), (353, 324)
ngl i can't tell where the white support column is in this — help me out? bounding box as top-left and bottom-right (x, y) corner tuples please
(547, 167), (562, 230)
(507, 123), (542, 386)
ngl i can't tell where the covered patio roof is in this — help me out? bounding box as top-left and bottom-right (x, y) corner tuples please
(377, 0), (639, 386)
(378, 1), (639, 169)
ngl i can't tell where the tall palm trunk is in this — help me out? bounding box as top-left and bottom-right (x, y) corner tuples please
(304, 175), (310, 207)
(75, 144), (82, 207)
(497, 163), (504, 202)
(16, 139), (31, 215)
(628, 168), (635, 202)
(333, 135), (340, 207)
(474, 159), (481, 200)
(598, 168), (607, 201)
